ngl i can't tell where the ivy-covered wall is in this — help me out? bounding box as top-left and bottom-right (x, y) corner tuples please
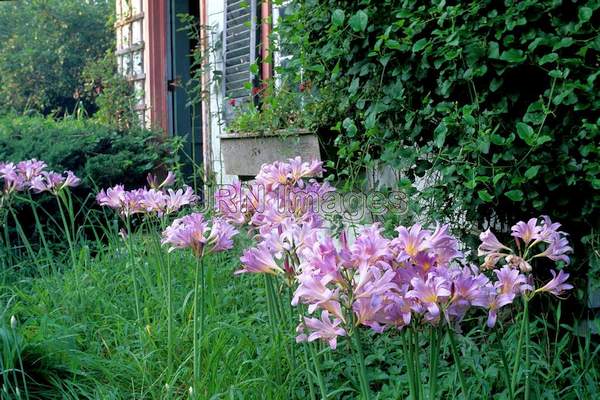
(279, 0), (600, 294)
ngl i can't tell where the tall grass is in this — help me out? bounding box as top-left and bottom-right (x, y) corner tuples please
(0, 204), (598, 399)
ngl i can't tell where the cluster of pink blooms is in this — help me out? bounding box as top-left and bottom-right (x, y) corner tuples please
(161, 212), (238, 257)
(96, 172), (197, 217)
(0, 159), (80, 199)
(292, 218), (572, 349)
(221, 158), (574, 351)
(226, 159), (331, 275)
(215, 157), (329, 230)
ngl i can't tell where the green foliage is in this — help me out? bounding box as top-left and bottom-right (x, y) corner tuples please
(227, 79), (319, 134)
(0, 0), (113, 115)
(279, 0), (600, 284)
(1, 235), (598, 399)
(81, 50), (141, 130)
(0, 115), (176, 190)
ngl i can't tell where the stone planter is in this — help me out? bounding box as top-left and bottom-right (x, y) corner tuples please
(220, 130), (321, 176)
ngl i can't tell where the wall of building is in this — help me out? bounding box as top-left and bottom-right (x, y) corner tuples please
(205, 0), (236, 185)
(115, 0), (235, 186)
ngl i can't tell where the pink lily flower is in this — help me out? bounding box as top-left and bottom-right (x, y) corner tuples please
(478, 229), (511, 257)
(535, 270), (573, 297)
(406, 274), (451, 323)
(511, 218), (541, 245)
(292, 272), (344, 319)
(295, 310), (346, 350)
(472, 285), (515, 328)
(236, 242), (283, 275)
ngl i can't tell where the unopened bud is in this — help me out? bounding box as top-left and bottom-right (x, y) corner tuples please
(10, 315), (17, 330)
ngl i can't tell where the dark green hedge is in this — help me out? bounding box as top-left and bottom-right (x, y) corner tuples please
(0, 114), (175, 191)
(280, 0), (600, 291)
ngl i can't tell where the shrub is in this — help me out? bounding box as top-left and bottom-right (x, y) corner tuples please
(278, 0), (600, 293)
(0, 114), (176, 191)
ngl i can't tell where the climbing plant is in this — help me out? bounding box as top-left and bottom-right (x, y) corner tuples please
(278, 0), (600, 291)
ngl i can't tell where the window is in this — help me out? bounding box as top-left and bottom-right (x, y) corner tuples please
(115, 0), (146, 124)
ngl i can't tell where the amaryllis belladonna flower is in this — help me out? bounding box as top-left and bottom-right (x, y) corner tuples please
(30, 170), (80, 194)
(161, 213), (237, 257)
(236, 242), (284, 275)
(295, 310), (347, 350)
(535, 270), (573, 297)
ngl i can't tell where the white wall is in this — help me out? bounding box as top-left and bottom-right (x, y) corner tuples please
(206, 0), (236, 185)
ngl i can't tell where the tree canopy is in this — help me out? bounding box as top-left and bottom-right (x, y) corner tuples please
(0, 0), (113, 115)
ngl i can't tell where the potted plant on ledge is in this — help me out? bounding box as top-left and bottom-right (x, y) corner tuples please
(220, 80), (321, 177)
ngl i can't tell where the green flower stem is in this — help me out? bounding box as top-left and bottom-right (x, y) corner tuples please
(525, 302), (531, 400)
(351, 329), (370, 400)
(447, 328), (468, 399)
(413, 327), (423, 400)
(296, 301), (327, 399)
(428, 327), (440, 400)
(511, 297), (529, 396)
(124, 215), (141, 322)
(27, 195), (54, 272)
(263, 275), (279, 341)
(56, 191), (76, 267)
(402, 332), (417, 400)
(268, 275), (296, 371)
(1, 210), (12, 269)
(498, 335), (514, 400)
(8, 206), (38, 266)
(301, 341), (317, 400)
(263, 275), (288, 373)
(165, 249), (173, 381)
(308, 340), (328, 399)
(193, 256), (205, 395)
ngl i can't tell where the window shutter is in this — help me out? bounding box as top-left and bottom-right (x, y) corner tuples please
(223, 0), (258, 122)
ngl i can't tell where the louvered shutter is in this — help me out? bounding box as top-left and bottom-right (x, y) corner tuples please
(223, 0), (258, 122)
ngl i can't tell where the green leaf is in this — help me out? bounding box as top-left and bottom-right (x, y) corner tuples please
(478, 138), (490, 154)
(578, 7), (593, 22)
(342, 118), (357, 137)
(349, 10), (368, 32)
(490, 78), (503, 92)
(412, 38), (428, 53)
(493, 173), (506, 185)
(386, 39), (401, 50)
(348, 77), (360, 95)
(306, 64), (325, 74)
(516, 122), (534, 145)
(539, 53), (558, 65)
(524, 166), (540, 179)
(536, 135), (552, 146)
(505, 189), (524, 201)
(331, 61), (340, 80)
(433, 123), (447, 148)
(478, 189), (494, 202)
(500, 49), (526, 63)
(553, 37), (574, 51)
(332, 9), (345, 27)
(488, 41), (500, 59)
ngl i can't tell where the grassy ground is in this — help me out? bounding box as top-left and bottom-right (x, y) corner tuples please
(1, 231), (305, 399)
(1, 229), (599, 399)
